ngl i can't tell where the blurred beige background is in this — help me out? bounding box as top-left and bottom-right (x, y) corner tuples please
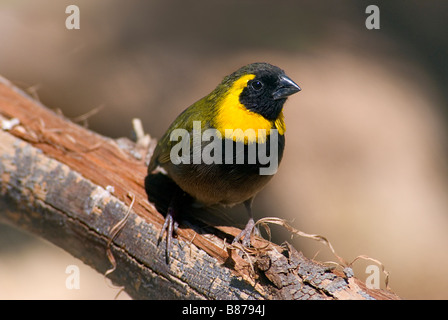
(1, 0), (448, 299)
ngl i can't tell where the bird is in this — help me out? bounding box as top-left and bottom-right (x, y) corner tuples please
(146, 62), (301, 263)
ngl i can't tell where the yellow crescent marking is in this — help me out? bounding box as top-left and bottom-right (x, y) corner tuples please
(215, 74), (285, 144)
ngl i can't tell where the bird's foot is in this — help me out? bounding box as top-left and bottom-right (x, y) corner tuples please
(157, 204), (179, 264)
(232, 218), (255, 247)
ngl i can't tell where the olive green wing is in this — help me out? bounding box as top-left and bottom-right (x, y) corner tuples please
(147, 95), (216, 173)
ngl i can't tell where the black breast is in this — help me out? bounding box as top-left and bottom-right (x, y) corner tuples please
(164, 133), (285, 205)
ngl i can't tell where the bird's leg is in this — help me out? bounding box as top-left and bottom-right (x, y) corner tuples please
(232, 198), (255, 247)
(157, 189), (182, 264)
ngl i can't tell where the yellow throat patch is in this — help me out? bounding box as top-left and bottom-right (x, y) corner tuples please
(215, 74), (285, 144)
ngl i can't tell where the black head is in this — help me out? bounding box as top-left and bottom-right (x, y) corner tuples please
(229, 63), (301, 121)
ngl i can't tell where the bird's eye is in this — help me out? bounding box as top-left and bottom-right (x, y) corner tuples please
(251, 80), (263, 91)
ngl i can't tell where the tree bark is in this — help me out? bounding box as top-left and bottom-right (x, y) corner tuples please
(0, 75), (399, 300)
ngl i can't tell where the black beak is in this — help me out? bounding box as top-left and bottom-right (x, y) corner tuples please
(272, 75), (301, 100)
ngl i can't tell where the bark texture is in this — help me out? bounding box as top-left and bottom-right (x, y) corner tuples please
(0, 76), (399, 300)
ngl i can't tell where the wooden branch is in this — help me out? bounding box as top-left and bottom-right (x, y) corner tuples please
(0, 75), (399, 300)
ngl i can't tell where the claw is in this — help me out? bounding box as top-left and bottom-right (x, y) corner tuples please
(232, 217), (255, 247)
(232, 198), (256, 247)
(157, 193), (181, 264)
